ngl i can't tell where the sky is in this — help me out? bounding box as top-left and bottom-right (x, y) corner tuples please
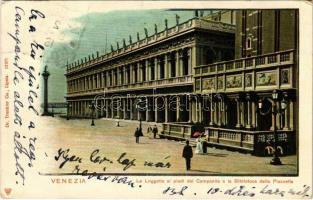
(44, 9), (209, 102)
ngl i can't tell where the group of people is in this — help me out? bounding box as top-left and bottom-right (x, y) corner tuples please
(134, 124), (208, 171)
(182, 132), (209, 171)
(195, 133), (209, 154)
(134, 124), (159, 143)
(147, 125), (158, 139)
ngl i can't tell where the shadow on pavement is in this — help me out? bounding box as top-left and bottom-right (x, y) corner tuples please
(205, 153), (229, 157)
(189, 169), (221, 174)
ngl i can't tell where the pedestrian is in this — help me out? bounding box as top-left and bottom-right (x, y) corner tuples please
(202, 133), (209, 154)
(182, 140), (193, 171)
(152, 125), (158, 139)
(147, 126), (152, 133)
(134, 127), (141, 143)
(195, 136), (204, 154)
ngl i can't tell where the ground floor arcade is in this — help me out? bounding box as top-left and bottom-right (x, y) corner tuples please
(67, 89), (296, 132)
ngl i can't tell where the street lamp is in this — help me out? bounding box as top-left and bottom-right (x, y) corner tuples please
(258, 90), (287, 165)
(89, 101), (95, 126)
(66, 103), (72, 120)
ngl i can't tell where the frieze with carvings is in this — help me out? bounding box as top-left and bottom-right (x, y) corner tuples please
(217, 76), (224, 89)
(245, 73), (253, 87)
(195, 79), (201, 91)
(202, 77), (215, 90)
(281, 69), (290, 84)
(226, 75), (242, 89)
(256, 71), (277, 86)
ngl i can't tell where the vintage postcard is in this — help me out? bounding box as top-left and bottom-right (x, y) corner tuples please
(0, 0), (312, 199)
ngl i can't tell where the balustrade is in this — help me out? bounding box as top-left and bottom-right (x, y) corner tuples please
(194, 49), (294, 76)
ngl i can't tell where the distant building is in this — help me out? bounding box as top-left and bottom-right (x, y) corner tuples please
(65, 10), (298, 155)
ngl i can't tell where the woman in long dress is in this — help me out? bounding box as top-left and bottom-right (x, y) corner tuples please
(195, 136), (203, 154)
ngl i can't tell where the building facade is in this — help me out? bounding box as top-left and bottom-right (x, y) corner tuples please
(193, 10), (298, 154)
(65, 12), (235, 123)
(65, 10), (298, 155)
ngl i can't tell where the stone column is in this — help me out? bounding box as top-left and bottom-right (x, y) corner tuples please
(246, 99), (252, 129)
(167, 53), (172, 78)
(251, 101), (256, 128)
(137, 101), (141, 121)
(214, 102), (218, 125)
(101, 72), (104, 88)
(92, 75), (96, 89)
(104, 99), (108, 118)
(123, 65), (129, 85)
(87, 76), (90, 90)
(164, 54), (169, 79)
(270, 101), (275, 130)
(129, 64), (133, 84)
(176, 50), (180, 77)
(97, 73), (100, 88)
(73, 101), (77, 116)
(283, 100), (290, 130)
(180, 50), (184, 75)
(198, 98), (202, 123)
(74, 79), (77, 92)
(164, 96), (168, 122)
(116, 68), (120, 85)
(276, 101), (281, 129)
(235, 99), (241, 128)
(146, 97), (151, 122)
(289, 101), (294, 130)
(137, 62), (141, 82)
(105, 72), (108, 88)
(188, 95), (192, 123)
(217, 101), (222, 126)
(187, 47), (192, 75)
(112, 70), (114, 86)
(146, 60), (150, 81)
(223, 103), (227, 126)
(154, 57), (158, 80)
(240, 102), (245, 127)
(176, 96), (181, 122)
(191, 45), (200, 74)
(209, 98), (214, 126)
(130, 98), (134, 120)
(195, 97), (199, 122)
(121, 98), (127, 119)
(154, 97), (159, 123)
(191, 98), (196, 122)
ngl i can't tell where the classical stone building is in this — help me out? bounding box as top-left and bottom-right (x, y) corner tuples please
(65, 10), (298, 155)
(65, 11), (235, 123)
(192, 10), (298, 154)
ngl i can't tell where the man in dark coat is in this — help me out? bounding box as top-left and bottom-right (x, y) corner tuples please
(182, 140), (193, 171)
(152, 125), (158, 139)
(134, 127), (141, 143)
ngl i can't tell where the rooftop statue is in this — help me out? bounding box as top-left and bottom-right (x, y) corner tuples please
(137, 32), (140, 41)
(123, 39), (126, 48)
(129, 35), (132, 44)
(164, 18), (168, 30)
(176, 14), (180, 25)
(144, 27), (148, 38)
(154, 24), (158, 35)
(194, 10), (199, 17)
